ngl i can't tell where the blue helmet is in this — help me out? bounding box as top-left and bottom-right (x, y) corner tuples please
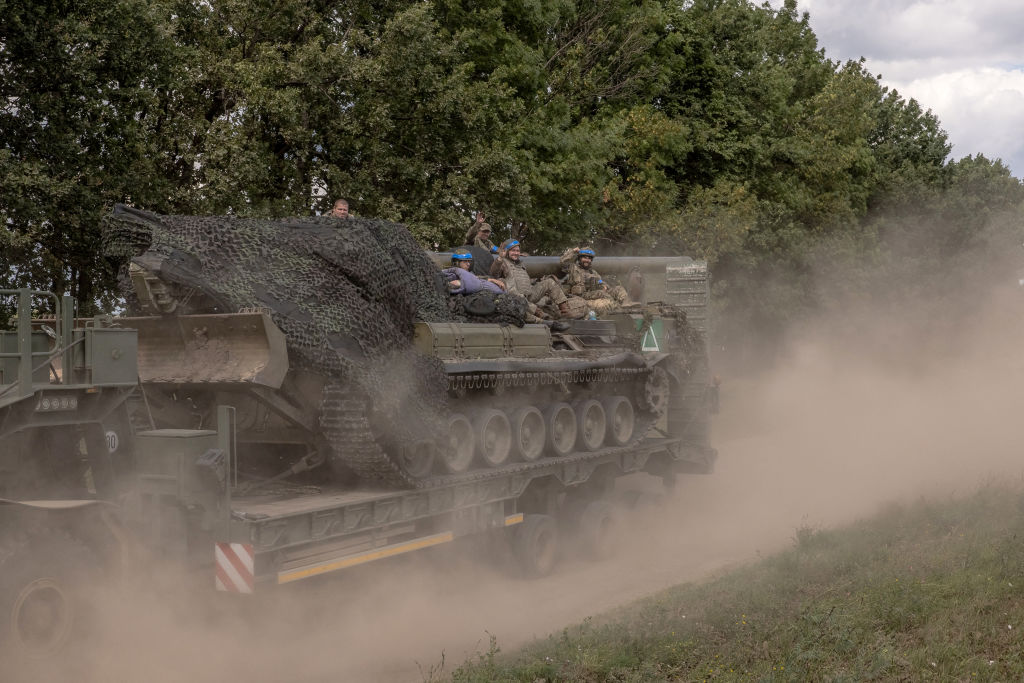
(578, 247), (596, 260)
(451, 247), (473, 265)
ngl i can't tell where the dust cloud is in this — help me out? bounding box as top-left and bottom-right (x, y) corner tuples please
(10, 284), (1024, 683)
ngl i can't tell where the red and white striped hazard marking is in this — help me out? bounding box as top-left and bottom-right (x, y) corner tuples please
(215, 542), (255, 594)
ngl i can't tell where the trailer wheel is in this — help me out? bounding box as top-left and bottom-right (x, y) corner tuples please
(511, 407), (546, 462)
(513, 514), (559, 578)
(0, 533), (99, 659)
(579, 501), (618, 560)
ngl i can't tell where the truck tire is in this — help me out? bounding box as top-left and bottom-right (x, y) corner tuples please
(0, 532), (100, 659)
(513, 514), (559, 578)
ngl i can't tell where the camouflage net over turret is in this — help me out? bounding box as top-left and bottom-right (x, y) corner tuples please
(102, 204), (524, 486)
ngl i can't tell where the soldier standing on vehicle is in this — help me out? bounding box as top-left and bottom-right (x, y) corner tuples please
(559, 246), (628, 316)
(464, 211), (495, 251)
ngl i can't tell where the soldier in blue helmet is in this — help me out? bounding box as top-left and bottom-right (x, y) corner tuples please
(442, 247), (505, 294)
(559, 246), (628, 316)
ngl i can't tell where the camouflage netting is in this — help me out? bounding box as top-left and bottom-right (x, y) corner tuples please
(101, 204), (460, 449)
(447, 291), (529, 325)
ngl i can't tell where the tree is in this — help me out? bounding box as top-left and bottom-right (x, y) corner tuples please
(0, 0), (191, 310)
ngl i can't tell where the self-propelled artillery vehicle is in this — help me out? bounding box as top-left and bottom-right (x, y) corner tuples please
(102, 204), (715, 490)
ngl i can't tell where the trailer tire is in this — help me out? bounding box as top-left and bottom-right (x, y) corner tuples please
(579, 501), (618, 560)
(513, 514), (559, 578)
(0, 533), (100, 660)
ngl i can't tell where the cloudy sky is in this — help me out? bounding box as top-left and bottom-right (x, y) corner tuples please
(767, 0), (1024, 178)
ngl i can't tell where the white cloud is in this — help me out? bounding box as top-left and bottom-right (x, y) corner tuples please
(768, 0), (1024, 177)
(885, 67), (1024, 170)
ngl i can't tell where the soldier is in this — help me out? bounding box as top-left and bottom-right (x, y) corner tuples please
(442, 248), (506, 294)
(330, 199), (350, 219)
(464, 211), (495, 251)
(447, 247), (568, 331)
(492, 239), (581, 320)
(559, 246), (628, 316)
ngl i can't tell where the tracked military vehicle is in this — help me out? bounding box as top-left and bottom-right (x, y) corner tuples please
(102, 204), (714, 490)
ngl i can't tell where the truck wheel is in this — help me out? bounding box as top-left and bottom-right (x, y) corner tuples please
(513, 514), (559, 578)
(0, 533), (99, 659)
(511, 407), (546, 462)
(545, 402), (577, 456)
(579, 501), (618, 560)
(575, 399), (606, 451)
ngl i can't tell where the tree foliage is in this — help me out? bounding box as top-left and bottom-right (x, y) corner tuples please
(2, 0), (1021, 363)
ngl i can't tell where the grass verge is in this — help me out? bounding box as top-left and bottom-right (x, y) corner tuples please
(449, 483), (1024, 682)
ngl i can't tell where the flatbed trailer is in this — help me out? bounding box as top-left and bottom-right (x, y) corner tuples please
(217, 434), (700, 590)
(131, 402), (708, 595)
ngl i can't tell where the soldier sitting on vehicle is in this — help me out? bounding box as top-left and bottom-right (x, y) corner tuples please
(447, 247), (569, 331)
(493, 240), (589, 323)
(559, 246), (628, 316)
(442, 248), (506, 294)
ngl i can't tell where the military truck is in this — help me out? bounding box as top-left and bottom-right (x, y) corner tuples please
(0, 210), (716, 659)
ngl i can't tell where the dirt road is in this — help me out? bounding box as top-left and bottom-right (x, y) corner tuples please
(14, 295), (1024, 683)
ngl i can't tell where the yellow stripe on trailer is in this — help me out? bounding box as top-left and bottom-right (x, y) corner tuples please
(277, 531), (454, 584)
(504, 513), (524, 526)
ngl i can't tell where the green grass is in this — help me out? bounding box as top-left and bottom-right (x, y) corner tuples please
(449, 484), (1024, 682)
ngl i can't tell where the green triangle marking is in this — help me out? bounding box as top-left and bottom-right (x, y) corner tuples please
(641, 327), (660, 351)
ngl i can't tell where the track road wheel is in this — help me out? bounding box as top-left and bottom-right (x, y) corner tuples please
(640, 365), (670, 416)
(513, 514), (559, 578)
(579, 501), (619, 560)
(398, 440), (436, 479)
(475, 409), (512, 468)
(545, 402), (577, 456)
(442, 414), (476, 474)
(575, 399), (606, 451)
(602, 396), (635, 446)
(511, 407), (546, 462)
(0, 533), (99, 660)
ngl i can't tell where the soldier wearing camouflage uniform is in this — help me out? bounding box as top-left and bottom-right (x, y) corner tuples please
(559, 247), (628, 316)
(492, 239), (580, 321)
(464, 212), (496, 251)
